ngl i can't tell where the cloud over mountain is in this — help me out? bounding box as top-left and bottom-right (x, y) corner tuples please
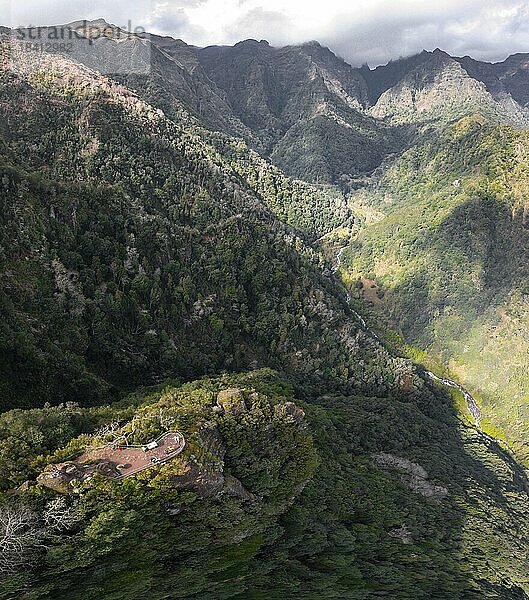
(4, 0), (529, 65)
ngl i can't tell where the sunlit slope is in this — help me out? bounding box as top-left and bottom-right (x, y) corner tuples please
(345, 115), (529, 461)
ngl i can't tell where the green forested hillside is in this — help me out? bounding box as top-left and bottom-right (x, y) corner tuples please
(1, 30), (529, 600)
(1, 369), (528, 599)
(344, 115), (529, 462)
(0, 41), (393, 413)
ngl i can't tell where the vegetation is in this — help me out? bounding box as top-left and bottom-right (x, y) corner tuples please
(344, 115), (529, 463)
(0, 42), (397, 411)
(1, 31), (529, 600)
(0, 371), (318, 598)
(205, 132), (355, 238)
(1, 369), (528, 599)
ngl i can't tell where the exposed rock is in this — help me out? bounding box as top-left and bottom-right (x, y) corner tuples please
(13, 480), (33, 494)
(216, 388), (247, 415)
(395, 373), (416, 394)
(373, 452), (449, 500)
(221, 475), (256, 501)
(165, 506), (183, 516)
(369, 51), (529, 128)
(171, 463), (226, 499)
(389, 524), (413, 544)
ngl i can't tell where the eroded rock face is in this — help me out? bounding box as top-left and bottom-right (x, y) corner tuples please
(166, 424), (232, 499)
(369, 51), (529, 128)
(37, 462), (86, 494)
(169, 461), (227, 499)
(395, 373), (416, 394)
(373, 452), (449, 500)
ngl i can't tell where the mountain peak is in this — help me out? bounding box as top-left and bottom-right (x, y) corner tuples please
(302, 40), (322, 48)
(66, 18), (116, 29)
(87, 18), (112, 26)
(234, 38), (270, 48)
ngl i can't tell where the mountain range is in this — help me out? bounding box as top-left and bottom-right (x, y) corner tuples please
(1, 20), (529, 600)
(11, 20), (529, 184)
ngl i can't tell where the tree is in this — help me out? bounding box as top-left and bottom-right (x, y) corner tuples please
(0, 499), (79, 574)
(0, 505), (40, 573)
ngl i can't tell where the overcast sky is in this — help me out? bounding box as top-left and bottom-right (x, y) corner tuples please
(3, 0), (529, 66)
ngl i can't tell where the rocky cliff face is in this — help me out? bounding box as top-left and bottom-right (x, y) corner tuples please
(196, 39), (401, 182)
(458, 53), (529, 109)
(12, 21), (529, 185)
(369, 49), (529, 127)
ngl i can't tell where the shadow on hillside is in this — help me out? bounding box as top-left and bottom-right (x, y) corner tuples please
(238, 378), (529, 599)
(390, 195), (529, 343)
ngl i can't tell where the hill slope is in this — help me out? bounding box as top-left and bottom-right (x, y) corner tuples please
(196, 39), (402, 184)
(11, 23), (529, 188)
(344, 115), (529, 463)
(1, 369), (529, 599)
(0, 38), (393, 411)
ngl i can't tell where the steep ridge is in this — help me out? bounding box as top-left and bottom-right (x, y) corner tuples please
(369, 49), (529, 128)
(457, 53), (529, 109)
(9, 22), (381, 202)
(13, 20), (261, 147)
(196, 39), (403, 183)
(363, 49), (446, 104)
(10, 22), (401, 184)
(10, 22), (529, 186)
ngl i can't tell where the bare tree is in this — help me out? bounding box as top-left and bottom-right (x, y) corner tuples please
(0, 500), (79, 574)
(43, 498), (78, 531)
(95, 420), (138, 446)
(95, 420), (121, 441)
(0, 505), (41, 573)
(159, 409), (176, 431)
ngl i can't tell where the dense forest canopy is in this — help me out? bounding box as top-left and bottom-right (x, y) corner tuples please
(0, 24), (529, 600)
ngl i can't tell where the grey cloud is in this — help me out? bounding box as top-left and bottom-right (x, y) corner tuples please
(324, 0), (529, 65)
(148, 6), (205, 40)
(315, 0), (525, 65)
(3, 0), (529, 66)
(223, 8), (291, 45)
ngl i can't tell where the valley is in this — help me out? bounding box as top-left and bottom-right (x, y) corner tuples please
(1, 19), (529, 599)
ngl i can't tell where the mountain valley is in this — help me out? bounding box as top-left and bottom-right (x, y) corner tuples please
(1, 20), (529, 599)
